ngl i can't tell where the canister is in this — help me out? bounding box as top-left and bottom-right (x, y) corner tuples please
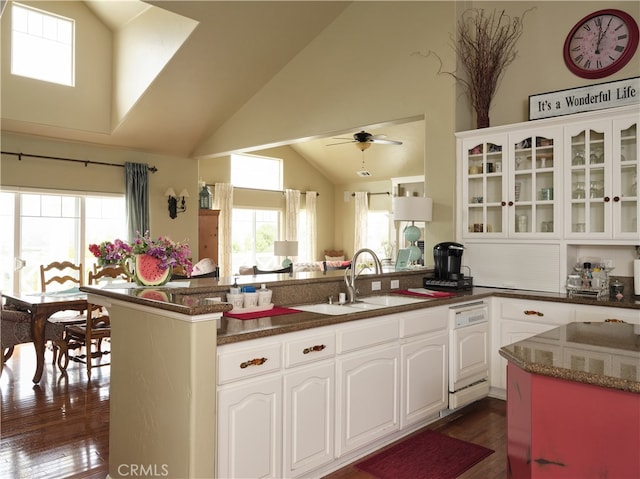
(609, 280), (624, 298)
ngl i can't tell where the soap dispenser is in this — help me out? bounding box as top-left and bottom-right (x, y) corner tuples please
(258, 283), (273, 306)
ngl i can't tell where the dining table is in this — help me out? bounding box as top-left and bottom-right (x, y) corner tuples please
(2, 291), (88, 383)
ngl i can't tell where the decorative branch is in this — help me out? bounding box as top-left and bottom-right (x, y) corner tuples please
(415, 8), (533, 128)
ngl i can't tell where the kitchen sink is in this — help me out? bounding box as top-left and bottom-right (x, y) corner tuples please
(293, 294), (428, 316)
(359, 294), (430, 307)
(293, 303), (363, 315)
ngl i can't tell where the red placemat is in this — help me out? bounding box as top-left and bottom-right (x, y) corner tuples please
(224, 306), (301, 320)
(396, 289), (457, 298)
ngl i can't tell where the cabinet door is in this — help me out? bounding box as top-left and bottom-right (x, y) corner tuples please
(612, 115), (638, 239)
(336, 344), (400, 456)
(217, 376), (282, 479)
(461, 134), (507, 238)
(283, 362), (334, 478)
(495, 320), (559, 391)
(508, 128), (562, 237)
(198, 209), (219, 263)
(450, 322), (489, 390)
(401, 332), (447, 428)
(565, 119), (613, 238)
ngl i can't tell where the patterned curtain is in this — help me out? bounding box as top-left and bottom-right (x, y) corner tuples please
(213, 183), (233, 277)
(124, 162), (149, 240)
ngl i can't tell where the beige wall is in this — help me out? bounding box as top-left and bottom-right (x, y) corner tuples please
(2, 1), (639, 264)
(0, 132), (199, 251)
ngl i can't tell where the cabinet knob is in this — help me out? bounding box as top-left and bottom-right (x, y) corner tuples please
(303, 344), (327, 354)
(524, 310), (544, 317)
(508, 201), (514, 206)
(240, 357), (268, 368)
(604, 196), (610, 202)
(613, 196), (620, 202)
(501, 201), (507, 206)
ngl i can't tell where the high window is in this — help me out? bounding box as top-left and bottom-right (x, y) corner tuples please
(0, 190), (126, 295)
(231, 154), (282, 191)
(11, 3), (74, 86)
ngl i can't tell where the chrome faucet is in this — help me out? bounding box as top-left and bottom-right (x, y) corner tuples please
(344, 248), (383, 303)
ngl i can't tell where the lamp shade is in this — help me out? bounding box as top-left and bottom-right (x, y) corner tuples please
(274, 240), (298, 256)
(164, 187), (177, 197)
(393, 196), (433, 222)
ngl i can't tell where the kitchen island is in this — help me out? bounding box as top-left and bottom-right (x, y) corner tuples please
(81, 270), (639, 479)
(500, 322), (640, 479)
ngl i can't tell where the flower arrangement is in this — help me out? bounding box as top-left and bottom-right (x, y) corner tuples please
(88, 240), (130, 267)
(89, 232), (193, 279)
(128, 231), (193, 276)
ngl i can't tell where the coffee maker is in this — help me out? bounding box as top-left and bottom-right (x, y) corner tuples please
(424, 242), (473, 289)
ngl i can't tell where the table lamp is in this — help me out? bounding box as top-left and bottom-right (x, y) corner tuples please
(274, 240), (298, 268)
(393, 196), (433, 263)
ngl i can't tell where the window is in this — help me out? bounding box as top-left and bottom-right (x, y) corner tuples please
(0, 190), (125, 295)
(231, 154), (282, 191)
(11, 3), (74, 86)
(231, 208), (280, 273)
(367, 210), (392, 259)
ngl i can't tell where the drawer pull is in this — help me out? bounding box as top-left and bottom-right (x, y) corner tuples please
(303, 344), (326, 354)
(605, 318), (625, 323)
(524, 310), (544, 317)
(240, 357), (268, 369)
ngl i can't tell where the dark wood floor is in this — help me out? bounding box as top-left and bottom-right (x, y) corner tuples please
(1, 344), (506, 479)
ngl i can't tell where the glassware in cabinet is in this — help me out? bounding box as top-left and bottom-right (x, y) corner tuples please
(614, 120), (638, 237)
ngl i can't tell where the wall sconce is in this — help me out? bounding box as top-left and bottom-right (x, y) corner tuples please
(274, 240), (299, 268)
(393, 196), (433, 263)
(165, 188), (189, 219)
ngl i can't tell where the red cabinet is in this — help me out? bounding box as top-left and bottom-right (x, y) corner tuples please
(507, 363), (640, 479)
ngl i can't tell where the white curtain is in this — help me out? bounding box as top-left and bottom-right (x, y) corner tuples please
(305, 191), (318, 261)
(284, 189), (300, 263)
(354, 192), (368, 254)
(213, 183), (233, 277)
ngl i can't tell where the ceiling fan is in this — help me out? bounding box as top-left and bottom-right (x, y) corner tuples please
(327, 130), (403, 151)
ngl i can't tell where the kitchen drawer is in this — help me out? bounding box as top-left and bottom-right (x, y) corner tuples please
(500, 299), (574, 324)
(400, 307), (448, 338)
(218, 341), (282, 384)
(574, 306), (640, 325)
(337, 315), (399, 354)
(284, 331), (336, 368)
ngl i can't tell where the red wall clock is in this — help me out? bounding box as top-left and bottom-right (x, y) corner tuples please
(563, 9), (639, 79)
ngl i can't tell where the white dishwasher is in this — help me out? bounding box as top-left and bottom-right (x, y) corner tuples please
(448, 301), (490, 409)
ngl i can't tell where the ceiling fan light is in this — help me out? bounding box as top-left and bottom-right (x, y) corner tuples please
(356, 142), (371, 151)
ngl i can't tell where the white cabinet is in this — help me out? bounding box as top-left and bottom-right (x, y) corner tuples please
(459, 126), (562, 239)
(399, 306), (448, 428)
(218, 375), (283, 479)
(283, 362), (334, 477)
(491, 298), (575, 393)
(335, 316), (401, 457)
(450, 322), (489, 390)
(565, 113), (638, 240)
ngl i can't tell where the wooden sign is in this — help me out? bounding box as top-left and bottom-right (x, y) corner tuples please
(529, 77), (639, 120)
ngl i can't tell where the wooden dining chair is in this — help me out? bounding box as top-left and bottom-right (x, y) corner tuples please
(61, 266), (123, 378)
(252, 265), (293, 275)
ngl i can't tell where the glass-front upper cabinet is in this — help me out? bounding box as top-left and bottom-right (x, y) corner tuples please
(613, 116), (638, 239)
(509, 128), (561, 237)
(565, 116), (637, 240)
(462, 134), (506, 238)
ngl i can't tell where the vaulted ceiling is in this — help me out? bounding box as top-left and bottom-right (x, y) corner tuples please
(3, 1), (426, 184)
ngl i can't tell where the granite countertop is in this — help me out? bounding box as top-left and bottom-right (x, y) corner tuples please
(499, 322), (640, 394)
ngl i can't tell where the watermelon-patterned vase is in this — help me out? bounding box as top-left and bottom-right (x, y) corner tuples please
(124, 254), (172, 287)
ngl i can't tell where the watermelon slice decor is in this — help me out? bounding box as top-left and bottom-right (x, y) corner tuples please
(134, 254), (171, 286)
(136, 289), (170, 302)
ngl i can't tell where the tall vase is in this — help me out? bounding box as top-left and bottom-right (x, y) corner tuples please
(122, 255), (172, 286)
(476, 109), (490, 129)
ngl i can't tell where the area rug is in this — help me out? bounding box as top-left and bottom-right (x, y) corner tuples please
(355, 429), (494, 479)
